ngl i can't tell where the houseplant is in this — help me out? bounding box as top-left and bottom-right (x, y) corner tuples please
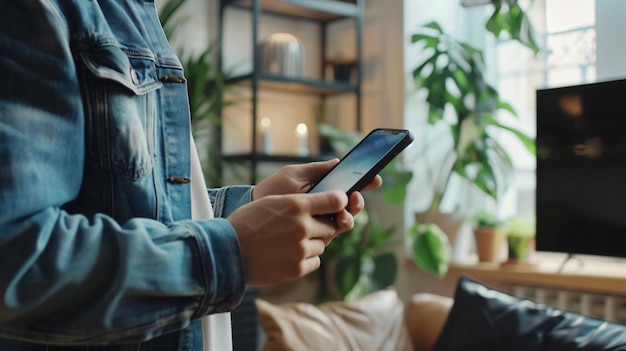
(504, 216), (536, 265)
(471, 211), (504, 263)
(407, 0), (538, 276)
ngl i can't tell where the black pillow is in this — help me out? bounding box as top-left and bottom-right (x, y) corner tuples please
(432, 276), (626, 351)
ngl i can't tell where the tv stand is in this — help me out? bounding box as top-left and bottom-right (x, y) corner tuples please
(444, 251), (626, 296)
(556, 253), (586, 273)
(407, 253), (626, 324)
(407, 251), (626, 296)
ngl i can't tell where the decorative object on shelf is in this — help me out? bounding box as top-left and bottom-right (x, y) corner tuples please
(325, 56), (357, 83)
(295, 123), (309, 156)
(502, 217), (537, 268)
(471, 212), (504, 263)
(332, 62), (356, 83)
(259, 117), (274, 154)
(333, 63), (353, 82)
(261, 32), (304, 78)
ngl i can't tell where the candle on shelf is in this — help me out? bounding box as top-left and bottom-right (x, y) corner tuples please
(295, 123), (309, 156)
(260, 117), (274, 154)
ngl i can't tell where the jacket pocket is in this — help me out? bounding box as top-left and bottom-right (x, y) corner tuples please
(78, 44), (161, 180)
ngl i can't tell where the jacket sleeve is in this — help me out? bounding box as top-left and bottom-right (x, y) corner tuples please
(209, 186), (254, 218)
(0, 2), (244, 345)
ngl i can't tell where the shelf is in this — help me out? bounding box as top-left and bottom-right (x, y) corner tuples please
(227, 73), (357, 95)
(223, 153), (335, 163)
(218, 0), (362, 184)
(325, 58), (358, 66)
(443, 252), (626, 297)
(223, 0), (359, 21)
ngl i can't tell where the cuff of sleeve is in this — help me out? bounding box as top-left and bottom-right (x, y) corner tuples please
(184, 218), (246, 316)
(211, 186), (253, 218)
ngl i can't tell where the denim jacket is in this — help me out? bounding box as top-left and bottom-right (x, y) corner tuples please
(0, 1), (248, 350)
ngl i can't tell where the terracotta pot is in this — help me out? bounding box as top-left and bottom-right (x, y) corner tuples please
(473, 227), (501, 263)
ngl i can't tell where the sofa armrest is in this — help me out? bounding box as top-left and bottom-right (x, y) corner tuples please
(405, 293), (453, 351)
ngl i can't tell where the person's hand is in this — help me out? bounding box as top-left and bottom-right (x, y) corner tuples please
(227, 190), (349, 286)
(252, 159), (382, 198)
(252, 159), (383, 221)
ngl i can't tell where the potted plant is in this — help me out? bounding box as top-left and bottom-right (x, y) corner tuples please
(471, 211), (504, 263)
(503, 216), (536, 266)
(407, 0), (539, 277)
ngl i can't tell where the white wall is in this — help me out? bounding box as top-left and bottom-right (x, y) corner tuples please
(158, 0), (214, 54)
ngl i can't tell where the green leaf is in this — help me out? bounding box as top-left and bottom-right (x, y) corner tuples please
(411, 34), (440, 50)
(456, 115), (480, 159)
(413, 57), (437, 81)
(485, 2), (540, 54)
(427, 107), (443, 125)
(422, 21), (444, 33)
(344, 279), (372, 302)
(372, 252), (398, 289)
(334, 253), (362, 298)
(497, 100), (518, 116)
(446, 41), (472, 74)
(378, 159), (413, 205)
(159, 0), (189, 41)
(472, 161), (498, 200)
(485, 116), (536, 155)
(410, 223), (451, 277)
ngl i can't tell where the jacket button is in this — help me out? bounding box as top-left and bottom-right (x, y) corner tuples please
(130, 68), (139, 85)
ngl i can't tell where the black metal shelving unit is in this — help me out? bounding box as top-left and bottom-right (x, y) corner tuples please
(218, 0), (365, 185)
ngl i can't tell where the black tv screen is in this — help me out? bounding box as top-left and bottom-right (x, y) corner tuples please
(536, 78), (626, 258)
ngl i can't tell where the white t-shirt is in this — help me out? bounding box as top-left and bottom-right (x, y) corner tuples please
(189, 138), (233, 351)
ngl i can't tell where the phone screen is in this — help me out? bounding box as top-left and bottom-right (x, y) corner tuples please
(308, 129), (410, 194)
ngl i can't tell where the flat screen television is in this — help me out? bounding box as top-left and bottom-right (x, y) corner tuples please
(536, 78), (626, 258)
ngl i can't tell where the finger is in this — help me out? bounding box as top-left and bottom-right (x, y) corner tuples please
(294, 159), (340, 190)
(333, 209), (355, 234)
(360, 174), (383, 192)
(300, 256), (321, 276)
(306, 190), (348, 216)
(346, 191), (365, 216)
(292, 158), (339, 180)
(305, 238), (327, 258)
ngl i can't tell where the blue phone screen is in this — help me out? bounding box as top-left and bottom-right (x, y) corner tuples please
(309, 130), (407, 194)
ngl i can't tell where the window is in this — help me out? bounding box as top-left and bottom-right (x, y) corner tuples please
(493, 0), (609, 219)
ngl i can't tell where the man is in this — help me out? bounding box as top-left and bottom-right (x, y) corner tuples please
(0, 1), (380, 350)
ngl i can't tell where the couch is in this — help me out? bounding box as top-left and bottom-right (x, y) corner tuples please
(253, 277), (626, 351)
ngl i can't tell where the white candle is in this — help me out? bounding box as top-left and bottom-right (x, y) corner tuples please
(260, 117), (273, 154)
(296, 123), (309, 156)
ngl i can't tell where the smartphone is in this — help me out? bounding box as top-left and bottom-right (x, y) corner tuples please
(308, 128), (414, 196)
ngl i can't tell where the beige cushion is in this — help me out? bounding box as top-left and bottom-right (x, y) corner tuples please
(405, 293), (453, 351)
(255, 289), (412, 351)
